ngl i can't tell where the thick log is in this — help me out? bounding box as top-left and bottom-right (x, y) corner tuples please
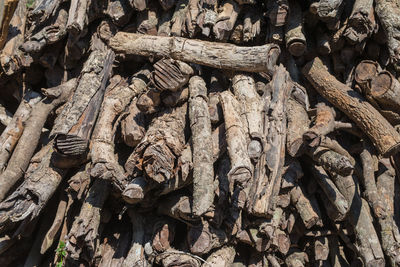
(189, 76), (214, 216)
(91, 67), (150, 191)
(170, 0), (188, 37)
(66, 179), (110, 263)
(109, 32), (280, 73)
(0, 79), (77, 201)
(151, 58), (193, 92)
(121, 98), (146, 148)
(302, 57), (400, 157)
(52, 48), (114, 158)
(205, 246), (235, 267)
(122, 210), (146, 267)
(310, 0), (343, 30)
(290, 185), (320, 229)
(187, 220), (228, 255)
(286, 96), (309, 157)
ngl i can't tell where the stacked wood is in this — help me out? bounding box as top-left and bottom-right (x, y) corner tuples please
(1, 1), (400, 267)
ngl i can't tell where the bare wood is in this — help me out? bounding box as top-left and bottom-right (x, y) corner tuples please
(205, 246), (235, 267)
(170, 0), (188, 37)
(0, 103), (12, 127)
(0, 143), (67, 236)
(285, 0), (306, 57)
(247, 65), (292, 217)
(290, 185), (320, 229)
(310, 0), (343, 30)
(122, 210), (146, 267)
(286, 97), (309, 157)
(344, 0), (376, 44)
(331, 174), (385, 266)
(213, 0), (240, 41)
(110, 32), (280, 73)
(151, 58), (193, 92)
(91, 67), (150, 191)
(0, 0), (28, 75)
(310, 164), (349, 220)
(30, 0), (63, 22)
(219, 91), (252, 192)
(66, 178), (110, 263)
(21, 6), (69, 54)
(370, 70), (400, 113)
(354, 60), (381, 94)
(302, 57), (400, 157)
(0, 90), (41, 171)
(189, 76), (214, 216)
(121, 98), (146, 147)
(52, 49), (114, 157)
(187, 220), (228, 255)
(267, 0), (289, 27)
(0, 79), (77, 201)
(376, 160), (400, 265)
(125, 103), (188, 183)
(0, 0), (19, 49)
(375, 0), (400, 69)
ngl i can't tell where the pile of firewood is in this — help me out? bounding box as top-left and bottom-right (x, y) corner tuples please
(1, 0), (400, 266)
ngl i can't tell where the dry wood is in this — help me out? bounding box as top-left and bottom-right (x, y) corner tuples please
(106, 0), (133, 27)
(310, 0), (343, 30)
(0, 0), (19, 49)
(290, 185), (320, 229)
(0, 79), (77, 201)
(121, 98), (146, 147)
(310, 164), (349, 220)
(375, 0), (400, 69)
(21, 6), (68, 54)
(302, 57), (400, 157)
(187, 220), (228, 255)
(285, 0), (306, 57)
(110, 32), (280, 73)
(122, 210), (146, 267)
(0, 0), (28, 75)
(219, 91), (252, 198)
(189, 76), (214, 216)
(0, 142), (66, 236)
(125, 103), (187, 183)
(151, 58), (193, 92)
(52, 48), (114, 158)
(213, 0), (240, 41)
(247, 65), (292, 217)
(154, 249), (201, 267)
(66, 178), (110, 263)
(344, 0), (376, 44)
(370, 70), (400, 113)
(0, 90), (41, 171)
(267, 0), (288, 27)
(286, 96), (309, 157)
(162, 86), (189, 107)
(170, 0), (188, 37)
(331, 173), (385, 266)
(205, 246), (235, 267)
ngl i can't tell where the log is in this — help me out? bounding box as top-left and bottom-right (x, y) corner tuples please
(247, 65), (292, 217)
(0, 0), (19, 49)
(213, 0), (240, 41)
(0, 79), (77, 201)
(189, 76), (214, 216)
(343, 0), (376, 44)
(0, 90), (41, 171)
(109, 32), (280, 73)
(302, 57), (400, 157)
(375, 0), (400, 69)
(370, 70), (400, 113)
(285, 0), (306, 57)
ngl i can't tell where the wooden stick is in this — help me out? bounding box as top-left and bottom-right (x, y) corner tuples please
(213, 0), (240, 41)
(0, 0), (19, 49)
(285, 0), (306, 57)
(302, 57), (400, 157)
(110, 32), (280, 73)
(343, 0), (376, 44)
(370, 70), (400, 113)
(189, 76), (214, 216)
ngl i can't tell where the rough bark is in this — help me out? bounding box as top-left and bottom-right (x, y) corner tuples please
(121, 98), (146, 148)
(285, 0), (306, 57)
(0, 79), (77, 202)
(52, 48), (114, 158)
(370, 70), (400, 113)
(344, 0), (376, 44)
(302, 57), (400, 157)
(122, 210), (147, 267)
(0, 0), (19, 49)
(110, 32), (280, 73)
(286, 97), (309, 157)
(213, 0), (240, 41)
(0, 90), (42, 171)
(247, 65), (292, 217)
(375, 0), (400, 69)
(189, 76), (214, 216)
